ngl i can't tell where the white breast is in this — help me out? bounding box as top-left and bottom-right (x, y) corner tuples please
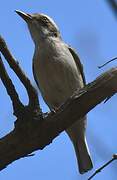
(33, 38), (83, 109)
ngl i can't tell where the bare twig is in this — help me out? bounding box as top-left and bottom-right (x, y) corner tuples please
(0, 35), (39, 109)
(88, 154), (117, 180)
(98, 57), (117, 68)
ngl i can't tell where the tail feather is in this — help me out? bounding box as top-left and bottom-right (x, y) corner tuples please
(66, 117), (93, 174)
(74, 137), (93, 174)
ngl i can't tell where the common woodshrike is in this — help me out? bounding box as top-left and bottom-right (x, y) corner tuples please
(16, 10), (93, 174)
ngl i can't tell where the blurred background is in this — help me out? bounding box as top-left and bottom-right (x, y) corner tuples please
(0, 0), (117, 179)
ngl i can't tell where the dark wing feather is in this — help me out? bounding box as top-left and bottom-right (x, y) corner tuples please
(32, 60), (40, 89)
(68, 46), (86, 85)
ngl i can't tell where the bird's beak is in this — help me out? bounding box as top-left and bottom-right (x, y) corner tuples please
(15, 10), (32, 22)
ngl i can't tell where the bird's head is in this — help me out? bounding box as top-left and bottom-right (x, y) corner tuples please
(15, 10), (61, 44)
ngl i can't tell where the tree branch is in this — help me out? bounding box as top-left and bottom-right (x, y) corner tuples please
(0, 65), (117, 170)
(0, 55), (24, 116)
(0, 36), (117, 171)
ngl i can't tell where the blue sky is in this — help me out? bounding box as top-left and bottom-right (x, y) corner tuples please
(0, 1), (117, 180)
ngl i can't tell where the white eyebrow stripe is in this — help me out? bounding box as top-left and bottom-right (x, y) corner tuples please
(40, 14), (59, 31)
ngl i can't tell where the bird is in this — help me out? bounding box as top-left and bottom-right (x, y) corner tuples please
(15, 10), (93, 174)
